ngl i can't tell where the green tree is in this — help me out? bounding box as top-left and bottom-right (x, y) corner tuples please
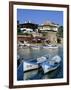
(57, 26), (63, 38)
(17, 28), (22, 35)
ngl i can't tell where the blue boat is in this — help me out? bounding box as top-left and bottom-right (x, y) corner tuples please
(23, 55), (49, 72)
(40, 55), (61, 74)
(23, 59), (39, 72)
(18, 55), (61, 73)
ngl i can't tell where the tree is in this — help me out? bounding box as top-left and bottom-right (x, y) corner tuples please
(57, 26), (63, 38)
(17, 28), (22, 35)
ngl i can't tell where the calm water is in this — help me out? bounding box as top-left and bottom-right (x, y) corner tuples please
(17, 46), (63, 80)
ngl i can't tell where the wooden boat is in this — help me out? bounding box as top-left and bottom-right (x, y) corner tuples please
(23, 54), (49, 72)
(31, 46), (40, 50)
(23, 59), (39, 72)
(37, 56), (49, 63)
(40, 55), (61, 74)
(43, 45), (58, 49)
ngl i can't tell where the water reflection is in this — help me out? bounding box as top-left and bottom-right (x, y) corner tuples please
(24, 69), (39, 80)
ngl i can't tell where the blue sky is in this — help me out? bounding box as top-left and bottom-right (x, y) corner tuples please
(17, 9), (63, 26)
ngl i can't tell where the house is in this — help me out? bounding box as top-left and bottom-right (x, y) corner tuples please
(17, 21), (38, 33)
(38, 21), (58, 32)
(38, 21), (59, 44)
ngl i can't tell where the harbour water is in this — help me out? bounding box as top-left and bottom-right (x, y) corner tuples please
(17, 45), (63, 80)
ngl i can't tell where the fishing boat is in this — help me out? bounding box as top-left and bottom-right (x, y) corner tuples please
(48, 45), (58, 49)
(23, 59), (39, 72)
(18, 41), (31, 47)
(17, 59), (39, 80)
(31, 46), (40, 50)
(37, 55), (49, 63)
(23, 55), (49, 72)
(40, 55), (61, 74)
(43, 45), (58, 49)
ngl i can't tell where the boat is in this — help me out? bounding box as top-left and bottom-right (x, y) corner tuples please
(23, 59), (39, 72)
(18, 41), (31, 48)
(40, 55), (61, 74)
(23, 55), (49, 72)
(43, 45), (58, 49)
(24, 41), (30, 46)
(37, 55), (49, 63)
(31, 46), (40, 50)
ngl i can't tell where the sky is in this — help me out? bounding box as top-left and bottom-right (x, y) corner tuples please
(17, 9), (63, 26)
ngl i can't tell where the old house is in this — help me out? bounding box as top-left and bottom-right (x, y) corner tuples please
(38, 21), (59, 44)
(17, 21), (38, 33)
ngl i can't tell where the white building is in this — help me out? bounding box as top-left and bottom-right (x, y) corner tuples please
(38, 21), (59, 32)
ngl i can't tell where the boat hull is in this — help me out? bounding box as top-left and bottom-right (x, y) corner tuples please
(23, 61), (39, 72)
(43, 46), (58, 49)
(41, 63), (60, 74)
(31, 46), (41, 50)
(40, 55), (61, 74)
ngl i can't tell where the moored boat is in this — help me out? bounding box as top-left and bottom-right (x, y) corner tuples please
(31, 46), (40, 50)
(37, 55), (49, 63)
(23, 59), (39, 72)
(43, 45), (58, 49)
(40, 55), (61, 74)
(23, 54), (49, 72)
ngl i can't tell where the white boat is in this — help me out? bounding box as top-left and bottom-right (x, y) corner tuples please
(48, 45), (58, 48)
(18, 41), (31, 47)
(17, 58), (38, 80)
(23, 55), (49, 72)
(42, 46), (49, 49)
(40, 55), (61, 74)
(19, 42), (25, 46)
(31, 46), (40, 50)
(23, 59), (39, 72)
(24, 41), (30, 46)
(37, 56), (49, 63)
(43, 45), (58, 49)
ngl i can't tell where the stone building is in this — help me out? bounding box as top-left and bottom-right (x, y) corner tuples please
(38, 21), (59, 44)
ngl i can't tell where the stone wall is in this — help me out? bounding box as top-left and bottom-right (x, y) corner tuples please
(47, 31), (57, 44)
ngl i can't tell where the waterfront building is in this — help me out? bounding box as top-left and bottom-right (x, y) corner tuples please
(38, 21), (59, 44)
(38, 21), (58, 32)
(17, 21), (38, 33)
